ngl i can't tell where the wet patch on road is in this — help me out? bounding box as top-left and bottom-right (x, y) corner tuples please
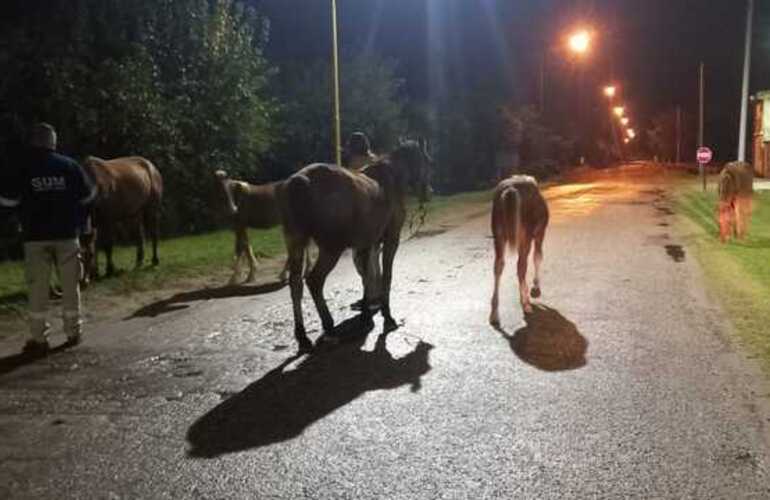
(664, 244), (686, 262)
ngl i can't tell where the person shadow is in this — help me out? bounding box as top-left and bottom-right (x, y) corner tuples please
(496, 304), (587, 371)
(186, 315), (433, 458)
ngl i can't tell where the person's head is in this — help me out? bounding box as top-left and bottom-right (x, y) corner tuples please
(29, 123), (57, 151)
(346, 132), (371, 157)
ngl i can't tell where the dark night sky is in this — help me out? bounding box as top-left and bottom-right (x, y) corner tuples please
(254, 0), (770, 161)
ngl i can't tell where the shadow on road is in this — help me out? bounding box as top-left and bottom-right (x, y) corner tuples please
(186, 316), (433, 458)
(497, 305), (587, 371)
(127, 281), (286, 319)
(0, 343), (75, 377)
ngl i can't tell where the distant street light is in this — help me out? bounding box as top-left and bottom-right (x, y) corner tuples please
(603, 85), (616, 98)
(613, 106), (625, 117)
(620, 117), (629, 126)
(627, 129), (636, 139)
(568, 30), (591, 55)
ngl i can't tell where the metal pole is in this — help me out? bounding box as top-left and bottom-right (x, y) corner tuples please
(699, 62), (706, 191)
(675, 105), (681, 164)
(738, 0), (754, 162)
(331, 0), (342, 166)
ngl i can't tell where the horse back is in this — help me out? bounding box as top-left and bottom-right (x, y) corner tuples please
(283, 163), (392, 249)
(85, 156), (162, 220)
(495, 176), (548, 233)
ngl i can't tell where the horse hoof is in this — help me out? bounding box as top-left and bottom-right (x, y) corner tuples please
(522, 304), (533, 315)
(152, 259), (159, 267)
(383, 317), (399, 333)
(297, 338), (314, 353)
(489, 315), (500, 328)
(530, 286), (541, 299)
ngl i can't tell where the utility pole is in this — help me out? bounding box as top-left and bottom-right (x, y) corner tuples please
(699, 62), (706, 191)
(738, 0), (754, 162)
(330, 0), (342, 166)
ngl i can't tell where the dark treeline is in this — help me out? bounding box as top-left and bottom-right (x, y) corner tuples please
(0, 0), (574, 236)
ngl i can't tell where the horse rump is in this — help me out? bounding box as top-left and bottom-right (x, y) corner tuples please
(717, 161), (753, 242)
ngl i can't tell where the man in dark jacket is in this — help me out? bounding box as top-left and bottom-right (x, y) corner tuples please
(0, 123), (96, 355)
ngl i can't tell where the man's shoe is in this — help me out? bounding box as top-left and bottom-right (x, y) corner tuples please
(22, 340), (50, 357)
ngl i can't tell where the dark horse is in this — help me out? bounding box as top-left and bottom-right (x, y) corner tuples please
(490, 175), (549, 325)
(81, 156), (163, 279)
(279, 140), (432, 352)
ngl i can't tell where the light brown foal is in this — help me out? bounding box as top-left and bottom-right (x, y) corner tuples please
(489, 175), (549, 325)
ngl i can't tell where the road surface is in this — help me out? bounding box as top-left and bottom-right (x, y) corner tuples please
(1, 165), (769, 499)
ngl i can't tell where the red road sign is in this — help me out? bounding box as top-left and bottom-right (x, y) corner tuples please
(696, 147), (713, 164)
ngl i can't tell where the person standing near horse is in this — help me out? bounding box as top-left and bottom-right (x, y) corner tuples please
(343, 131), (383, 312)
(0, 123), (97, 355)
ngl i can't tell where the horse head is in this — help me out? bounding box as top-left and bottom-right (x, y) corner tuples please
(391, 139), (433, 203)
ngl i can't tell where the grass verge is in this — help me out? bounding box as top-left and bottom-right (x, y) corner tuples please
(675, 186), (770, 373)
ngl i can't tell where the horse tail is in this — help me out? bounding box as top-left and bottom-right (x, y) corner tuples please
(137, 157), (162, 207)
(501, 187), (520, 252)
(286, 174), (313, 235)
(718, 168), (735, 204)
(215, 170), (239, 216)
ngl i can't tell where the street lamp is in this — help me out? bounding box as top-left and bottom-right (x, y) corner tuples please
(626, 129), (636, 139)
(568, 30), (591, 54)
(620, 117), (629, 126)
(603, 85), (617, 98)
(613, 106), (625, 117)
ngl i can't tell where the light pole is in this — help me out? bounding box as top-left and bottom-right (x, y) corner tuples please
(738, 0), (754, 162)
(331, 0), (342, 166)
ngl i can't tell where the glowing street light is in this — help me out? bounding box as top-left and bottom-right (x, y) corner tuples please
(613, 106), (625, 117)
(568, 30), (591, 54)
(620, 117), (630, 126)
(627, 128), (636, 139)
(603, 85), (617, 98)
(624, 137), (631, 144)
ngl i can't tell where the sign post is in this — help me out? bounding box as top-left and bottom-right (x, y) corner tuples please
(696, 146), (713, 192)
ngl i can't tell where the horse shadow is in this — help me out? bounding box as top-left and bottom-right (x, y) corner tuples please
(496, 305), (587, 371)
(127, 281), (286, 319)
(186, 317), (433, 458)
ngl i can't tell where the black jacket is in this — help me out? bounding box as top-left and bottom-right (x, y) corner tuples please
(0, 148), (96, 242)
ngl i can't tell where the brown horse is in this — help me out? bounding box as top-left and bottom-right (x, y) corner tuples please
(82, 156), (163, 278)
(214, 170), (312, 284)
(489, 175), (549, 325)
(279, 140), (432, 352)
(717, 161), (753, 242)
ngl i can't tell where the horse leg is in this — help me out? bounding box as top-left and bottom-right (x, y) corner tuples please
(517, 234), (533, 314)
(489, 234), (505, 327)
(229, 226), (246, 285)
(530, 225), (546, 299)
(134, 217), (145, 268)
(287, 237), (312, 353)
(147, 209), (160, 266)
(104, 227), (116, 277)
(380, 239), (400, 333)
(245, 242), (259, 283)
(306, 247), (343, 336)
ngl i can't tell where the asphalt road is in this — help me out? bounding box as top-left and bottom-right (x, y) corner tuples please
(1, 165), (769, 499)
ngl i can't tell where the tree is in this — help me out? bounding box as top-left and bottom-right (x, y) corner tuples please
(0, 0), (279, 233)
(268, 54), (406, 174)
(647, 109), (694, 163)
